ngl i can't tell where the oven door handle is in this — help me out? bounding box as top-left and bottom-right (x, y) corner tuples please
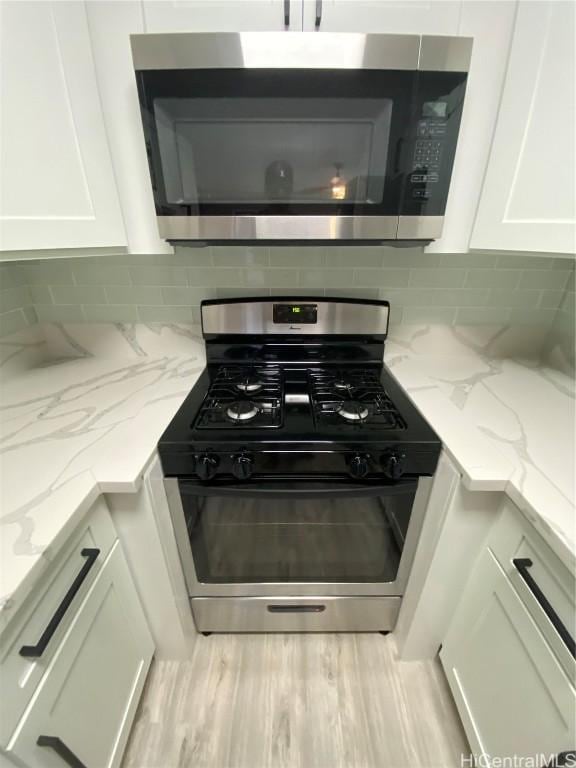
(177, 480), (418, 499)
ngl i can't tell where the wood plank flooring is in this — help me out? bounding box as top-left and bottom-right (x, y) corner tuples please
(122, 633), (469, 768)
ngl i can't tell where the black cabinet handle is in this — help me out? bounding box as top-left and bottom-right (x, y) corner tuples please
(513, 558), (575, 658)
(37, 736), (87, 768)
(20, 548), (100, 658)
(268, 604), (326, 613)
(284, 0), (290, 27)
(315, 0), (323, 29)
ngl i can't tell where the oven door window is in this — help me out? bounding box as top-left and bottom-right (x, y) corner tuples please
(136, 69), (414, 217)
(179, 484), (417, 584)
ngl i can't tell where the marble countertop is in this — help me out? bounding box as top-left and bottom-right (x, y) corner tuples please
(0, 322), (573, 629)
(0, 324), (205, 626)
(385, 325), (575, 571)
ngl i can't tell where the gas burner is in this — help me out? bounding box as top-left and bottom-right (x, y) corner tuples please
(308, 367), (406, 431)
(236, 378), (263, 394)
(338, 402), (369, 422)
(226, 401), (259, 422)
(334, 379), (355, 392)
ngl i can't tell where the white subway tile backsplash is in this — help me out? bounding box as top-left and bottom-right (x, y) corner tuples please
(464, 269), (521, 290)
(35, 304), (85, 323)
(83, 304), (138, 323)
(269, 247), (325, 267)
(130, 266), (188, 286)
(402, 307), (457, 324)
(519, 270), (572, 290)
(213, 247), (269, 267)
(354, 269), (410, 288)
(0, 248), (573, 337)
(161, 286), (215, 305)
(137, 305), (195, 323)
(105, 285), (164, 305)
(409, 268), (466, 288)
(51, 285), (107, 305)
(244, 269), (299, 287)
(456, 307), (512, 325)
(188, 267), (243, 286)
(72, 264), (131, 286)
(300, 269), (354, 288)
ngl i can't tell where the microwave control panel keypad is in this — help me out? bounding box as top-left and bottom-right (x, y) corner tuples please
(412, 140), (443, 171)
(410, 119), (448, 198)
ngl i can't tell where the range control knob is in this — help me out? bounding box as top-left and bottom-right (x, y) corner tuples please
(382, 452), (406, 480)
(349, 454), (370, 479)
(195, 454), (219, 481)
(232, 454), (254, 480)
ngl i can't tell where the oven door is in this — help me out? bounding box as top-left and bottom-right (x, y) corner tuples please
(165, 478), (431, 598)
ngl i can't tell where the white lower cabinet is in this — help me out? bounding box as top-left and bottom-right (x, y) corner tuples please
(6, 542), (154, 768)
(441, 547), (576, 763)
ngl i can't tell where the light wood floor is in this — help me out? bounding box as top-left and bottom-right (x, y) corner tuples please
(122, 633), (469, 768)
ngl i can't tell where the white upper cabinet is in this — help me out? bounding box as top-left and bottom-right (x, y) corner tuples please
(0, 2), (126, 254)
(471, 0), (576, 255)
(303, 0), (461, 34)
(427, 0), (516, 254)
(142, 0), (301, 32)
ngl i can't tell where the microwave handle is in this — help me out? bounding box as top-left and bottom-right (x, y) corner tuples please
(315, 0), (323, 29)
(284, 0), (290, 28)
(394, 138), (405, 175)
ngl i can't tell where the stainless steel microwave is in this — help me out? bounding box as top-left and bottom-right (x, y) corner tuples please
(131, 33), (472, 244)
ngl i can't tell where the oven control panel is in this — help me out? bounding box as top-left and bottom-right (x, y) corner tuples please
(185, 449), (425, 481)
(273, 303), (318, 325)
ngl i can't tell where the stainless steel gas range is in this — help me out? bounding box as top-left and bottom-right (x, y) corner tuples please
(159, 297), (441, 633)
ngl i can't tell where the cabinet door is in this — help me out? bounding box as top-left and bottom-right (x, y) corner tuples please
(142, 0), (302, 32)
(440, 549), (576, 763)
(8, 544), (154, 768)
(0, 1), (126, 253)
(471, 0), (576, 254)
(303, 0), (461, 33)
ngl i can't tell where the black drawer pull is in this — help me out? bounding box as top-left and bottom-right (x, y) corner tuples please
(37, 736), (87, 768)
(315, 0), (322, 28)
(513, 558), (575, 658)
(284, 0), (290, 27)
(267, 604), (326, 613)
(20, 548), (100, 658)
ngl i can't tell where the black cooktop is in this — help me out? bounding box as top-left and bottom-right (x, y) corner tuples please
(158, 297), (441, 480)
(160, 362), (438, 448)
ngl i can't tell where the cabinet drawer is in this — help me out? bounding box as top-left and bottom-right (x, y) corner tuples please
(441, 549), (576, 761)
(0, 497), (116, 746)
(6, 542), (153, 768)
(193, 596), (401, 633)
(489, 499), (575, 672)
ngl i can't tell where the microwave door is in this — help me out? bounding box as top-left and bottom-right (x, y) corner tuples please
(135, 67), (415, 241)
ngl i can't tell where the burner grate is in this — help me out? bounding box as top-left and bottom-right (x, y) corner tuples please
(195, 366), (283, 429)
(308, 368), (405, 430)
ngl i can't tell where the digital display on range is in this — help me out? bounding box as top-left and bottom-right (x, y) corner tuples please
(273, 304), (318, 324)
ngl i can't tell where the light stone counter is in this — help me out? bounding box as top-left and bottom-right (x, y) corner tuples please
(0, 324), (205, 626)
(0, 322), (573, 629)
(385, 325), (575, 570)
